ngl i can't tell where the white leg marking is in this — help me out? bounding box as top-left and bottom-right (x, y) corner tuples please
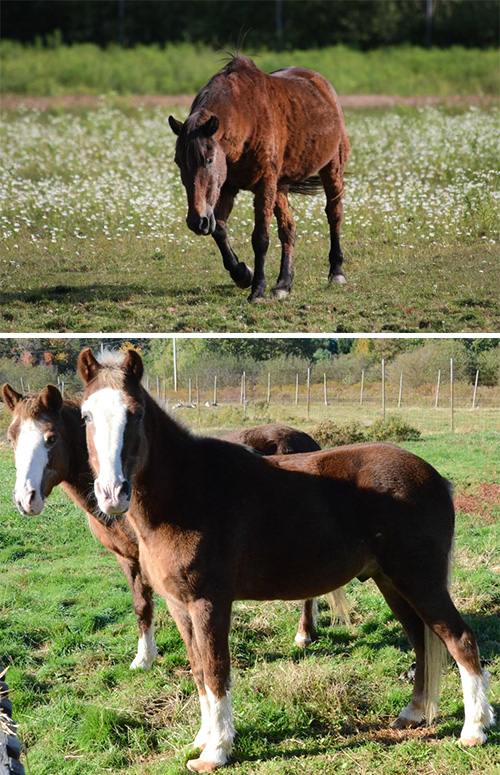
(192, 692), (212, 749)
(130, 624), (158, 670)
(457, 665), (495, 745)
(393, 700), (423, 728)
(14, 419), (47, 514)
(82, 388), (128, 512)
(197, 686), (234, 767)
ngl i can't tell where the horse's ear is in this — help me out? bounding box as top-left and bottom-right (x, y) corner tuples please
(202, 115), (219, 137)
(122, 349), (144, 382)
(78, 348), (100, 384)
(1, 383), (23, 412)
(168, 115), (183, 136)
(41, 384), (63, 413)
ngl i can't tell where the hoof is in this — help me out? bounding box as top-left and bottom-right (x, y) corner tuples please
(457, 733), (487, 747)
(232, 263), (253, 289)
(294, 633), (312, 647)
(271, 286), (290, 299)
(328, 273), (347, 285)
(187, 758), (221, 773)
(247, 289), (266, 302)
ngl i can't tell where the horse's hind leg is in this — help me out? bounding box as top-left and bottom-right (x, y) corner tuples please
(373, 571), (429, 728)
(416, 591), (494, 745)
(390, 573), (494, 745)
(272, 189), (296, 299)
(213, 184), (253, 290)
(319, 157), (347, 284)
(294, 598), (318, 646)
(115, 555), (158, 670)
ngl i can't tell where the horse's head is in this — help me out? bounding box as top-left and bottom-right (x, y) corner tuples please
(2, 383), (68, 515)
(78, 348), (146, 517)
(169, 113), (227, 236)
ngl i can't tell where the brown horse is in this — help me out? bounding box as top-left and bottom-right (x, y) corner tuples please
(221, 422), (320, 455)
(169, 56), (350, 301)
(78, 348), (493, 773)
(1, 385), (325, 662)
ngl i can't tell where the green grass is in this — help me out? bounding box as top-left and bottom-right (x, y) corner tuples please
(0, 431), (499, 775)
(1, 42), (498, 97)
(1, 103), (499, 333)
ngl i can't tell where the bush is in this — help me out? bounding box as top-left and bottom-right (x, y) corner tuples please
(312, 420), (367, 448)
(312, 416), (421, 448)
(367, 416), (421, 442)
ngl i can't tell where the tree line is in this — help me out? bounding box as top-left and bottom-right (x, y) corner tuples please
(0, 339), (498, 396)
(2, 0), (498, 50)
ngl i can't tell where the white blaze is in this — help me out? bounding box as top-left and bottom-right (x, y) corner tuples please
(82, 388), (128, 510)
(13, 419), (48, 514)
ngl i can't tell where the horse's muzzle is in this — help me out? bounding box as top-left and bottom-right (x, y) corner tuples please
(94, 479), (131, 516)
(186, 211), (216, 236)
(13, 488), (44, 516)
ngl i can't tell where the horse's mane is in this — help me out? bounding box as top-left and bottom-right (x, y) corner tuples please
(190, 55), (260, 117)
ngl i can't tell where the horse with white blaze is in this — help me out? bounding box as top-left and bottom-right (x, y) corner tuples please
(78, 347), (494, 773)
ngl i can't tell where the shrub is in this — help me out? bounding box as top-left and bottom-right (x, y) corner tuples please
(367, 416), (421, 442)
(312, 420), (367, 448)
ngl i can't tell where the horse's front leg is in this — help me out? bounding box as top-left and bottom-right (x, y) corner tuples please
(114, 555), (158, 670)
(272, 188), (296, 298)
(248, 180), (276, 301)
(165, 599), (213, 752)
(294, 598), (318, 647)
(212, 184), (253, 290)
(187, 597), (234, 773)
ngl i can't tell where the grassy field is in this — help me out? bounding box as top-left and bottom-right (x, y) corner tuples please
(0, 428), (499, 775)
(1, 101), (499, 333)
(2, 43), (499, 97)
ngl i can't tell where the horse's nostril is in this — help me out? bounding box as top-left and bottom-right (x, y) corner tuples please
(199, 216), (209, 233)
(121, 480), (131, 498)
(27, 489), (36, 506)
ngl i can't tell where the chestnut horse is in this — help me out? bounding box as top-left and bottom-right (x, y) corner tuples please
(78, 348), (493, 773)
(169, 56), (350, 301)
(2, 384), (326, 663)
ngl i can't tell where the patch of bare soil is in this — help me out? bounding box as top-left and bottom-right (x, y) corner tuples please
(1, 93), (497, 111)
(455, 483), (500, 523)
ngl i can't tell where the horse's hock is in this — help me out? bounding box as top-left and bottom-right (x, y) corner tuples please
(0, 660), (25, 775)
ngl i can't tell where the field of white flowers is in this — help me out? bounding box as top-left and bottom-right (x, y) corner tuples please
(1, 104), (499, 332)
(2, 104), (499, 246)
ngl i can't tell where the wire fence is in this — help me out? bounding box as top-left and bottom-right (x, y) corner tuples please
(145, 359), (500, 436)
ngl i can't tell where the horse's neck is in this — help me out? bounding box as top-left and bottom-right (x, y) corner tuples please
(134, 392), (192, 505)
(60, 401), (95, 511)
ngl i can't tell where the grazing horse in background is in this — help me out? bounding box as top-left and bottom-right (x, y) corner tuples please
(221, 423), (320, 456)
(2, 384), (326, 662)
(78, 347), (493, 773)
(169, 56), (350, 301)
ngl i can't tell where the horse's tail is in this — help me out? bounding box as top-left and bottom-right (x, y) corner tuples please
(326, 587), (351, 627)
(289, 176), (323, 196)
(423, 540), (453, 723)
(423, 626), (447, 723)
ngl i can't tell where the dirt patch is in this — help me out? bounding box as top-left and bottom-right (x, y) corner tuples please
(1, 93), (496, 111)
(455, 483), (500, 523)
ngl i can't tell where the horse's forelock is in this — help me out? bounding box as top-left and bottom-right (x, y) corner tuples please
(96, 349), (126, 368)
(177, 116), (211, 171)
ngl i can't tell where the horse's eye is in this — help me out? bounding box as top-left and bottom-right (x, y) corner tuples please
(205, 157), (214, 167)
(133, 408), (144, 422)
(46, 435), (57, 447)
(7, 436), (13, 446)
(82, 413), (91, 424)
